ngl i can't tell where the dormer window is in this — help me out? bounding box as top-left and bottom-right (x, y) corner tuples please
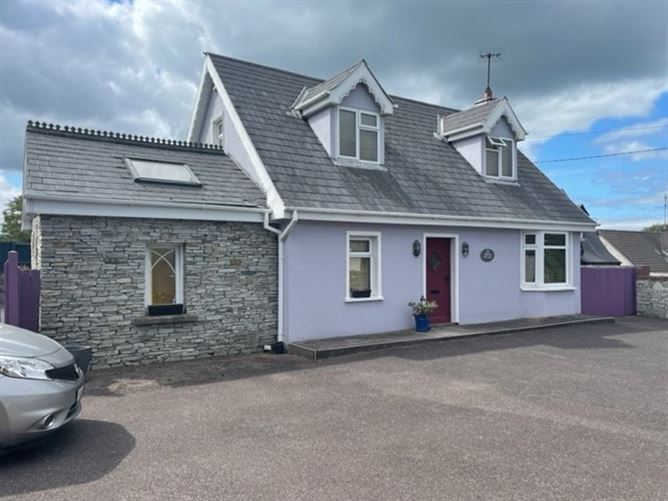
(485, 136), (515, 179)
(338, 108), (380, 163)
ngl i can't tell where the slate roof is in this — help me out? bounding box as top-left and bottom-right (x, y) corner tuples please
(581, 232), (621, 265)
(296, 60), (364, 105)
(598, 230), (668, 273)
(24, 123), (264, 208)
(440, 98), (502, 133)
(209, 54), (594, 225)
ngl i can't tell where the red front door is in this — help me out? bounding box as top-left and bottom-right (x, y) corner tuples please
(426, 238), (451, 323)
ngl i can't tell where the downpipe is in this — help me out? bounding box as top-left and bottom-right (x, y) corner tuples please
(263, 210), (299, 346)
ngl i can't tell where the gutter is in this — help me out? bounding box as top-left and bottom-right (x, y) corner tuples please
(263, 210), (299, 344)
(23, 193), (267, 213)
(287, 206), (598, 231)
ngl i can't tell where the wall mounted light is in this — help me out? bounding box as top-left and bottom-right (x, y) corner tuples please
(461, 241), (469, 257)
(413, 240), (421, 257)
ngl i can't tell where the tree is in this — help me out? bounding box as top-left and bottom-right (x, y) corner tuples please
(0, 195), (31, 243)
(642, 223), (668, 232)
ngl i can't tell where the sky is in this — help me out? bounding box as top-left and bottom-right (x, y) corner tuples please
(1, 0), (667, 229)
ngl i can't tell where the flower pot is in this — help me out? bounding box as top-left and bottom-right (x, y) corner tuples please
(65, 345), (93, 374)
(350, 289), (372, 298)
(414, 314), (431, 333)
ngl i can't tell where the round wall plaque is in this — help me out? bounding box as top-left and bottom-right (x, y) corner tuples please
(480, 248), (495, 262)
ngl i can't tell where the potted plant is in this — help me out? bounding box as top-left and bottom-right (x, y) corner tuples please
(408, 296), (438, 333)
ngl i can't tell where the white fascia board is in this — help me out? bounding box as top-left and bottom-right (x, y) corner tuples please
(298, 62), (394, 118)
(287, 206), (597, 232)
(329, 62), (394, 115)
(187, 60), (213, 142)
(482, 98), (527, 140)
(443, 125), (486, 142)
(203, 56), (286, 218)
(23, 195), (266, 226)
(442, 99), (527, 142)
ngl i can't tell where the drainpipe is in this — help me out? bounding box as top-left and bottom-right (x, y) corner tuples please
(264, 210), (299, 344)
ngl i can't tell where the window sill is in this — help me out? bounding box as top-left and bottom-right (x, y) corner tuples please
(521, 286), (576, 292)
(133, 313), (199, 326)
(334, 158), (387, 171)
(345, 296), (384, 303)
(484, 176), (519, 185)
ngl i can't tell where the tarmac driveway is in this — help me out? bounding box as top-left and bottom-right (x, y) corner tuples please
(1, 316), (666, 500)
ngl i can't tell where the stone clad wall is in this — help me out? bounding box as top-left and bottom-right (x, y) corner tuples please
(35, 215), (277, 367)
(636, 276), (668, 319)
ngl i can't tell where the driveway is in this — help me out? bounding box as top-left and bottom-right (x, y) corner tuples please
(1, 317), (666, 500)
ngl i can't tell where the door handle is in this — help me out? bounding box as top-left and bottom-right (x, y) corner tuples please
(430, 289), (440, 294)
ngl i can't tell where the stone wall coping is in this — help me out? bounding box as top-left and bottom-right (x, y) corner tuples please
(132, 314), (200, 326)
(638, 275), (668, 283)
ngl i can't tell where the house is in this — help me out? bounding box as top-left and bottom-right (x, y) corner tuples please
(23, 54), (597, 366)
(581, 232), (621, 266)
(598, 229), (668, 275)
(23, 125), (277, 366)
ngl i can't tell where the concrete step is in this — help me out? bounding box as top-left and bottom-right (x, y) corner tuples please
(288, 315), (616, 360)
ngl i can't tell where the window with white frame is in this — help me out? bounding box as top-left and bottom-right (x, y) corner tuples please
(146, 245), (184, 307)
(212, 116), (224, 147)
(522, 232), (569, 288)
(485, 136), (515, 179)
(346, 233), (381, 300)
(126, 159), (201, 186)
(339, 108), (380, 162)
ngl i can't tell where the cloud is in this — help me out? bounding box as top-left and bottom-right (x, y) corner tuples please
(1, 0), (667, 182)
(599, 217), (665, 231)
(595, 117), (668, 143)
(601, 140), (668, 162)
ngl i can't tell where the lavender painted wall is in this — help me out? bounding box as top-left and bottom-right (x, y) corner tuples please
(307, 107), (334, 156)
(451, 136), (483, 175)
(283, 221), (581, 342)
(198, 89), (262, 187)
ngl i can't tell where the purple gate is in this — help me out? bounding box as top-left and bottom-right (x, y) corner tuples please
(3, 250), (40, 331)
(581, 266), (636, 317)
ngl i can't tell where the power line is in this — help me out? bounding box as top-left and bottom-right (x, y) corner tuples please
(526, 123), (668, 141)
(535, 147), (668, 163)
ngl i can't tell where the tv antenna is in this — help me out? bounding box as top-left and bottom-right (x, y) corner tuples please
(479, 48), (503, 101)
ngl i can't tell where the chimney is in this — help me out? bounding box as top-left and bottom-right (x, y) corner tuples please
(475, 86), (494, 105)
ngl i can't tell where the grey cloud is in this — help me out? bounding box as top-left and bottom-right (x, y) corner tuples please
(1, 0), (666, 177)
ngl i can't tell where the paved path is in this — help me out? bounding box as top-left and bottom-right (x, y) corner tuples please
(1, 317), (666, 500)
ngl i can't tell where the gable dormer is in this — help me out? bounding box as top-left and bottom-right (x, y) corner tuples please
(440, 97), (527, 181)
(292, 60), (394, 167)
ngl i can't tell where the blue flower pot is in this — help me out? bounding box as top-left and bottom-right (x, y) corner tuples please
(414, 314), (431, 333)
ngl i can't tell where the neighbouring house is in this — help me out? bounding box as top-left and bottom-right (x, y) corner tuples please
(598, 230), (668, 276)
(581, 232), (621, 266)
(23, 54), (597, 366)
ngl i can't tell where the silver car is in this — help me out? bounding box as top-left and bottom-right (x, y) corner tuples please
(0, 323), (84, 450)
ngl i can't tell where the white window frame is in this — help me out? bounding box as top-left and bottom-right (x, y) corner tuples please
(345, 231), (383, 302)
(212, 115), (224, 147)
(125, 158), (201, 186)
(145, 244), (184, 307)
(337, 107), (381, 164)
(521, 231), (572, 290)
(485, 136), (516, 180)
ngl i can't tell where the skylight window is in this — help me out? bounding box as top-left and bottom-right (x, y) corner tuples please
(126, 159), (201, 186)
